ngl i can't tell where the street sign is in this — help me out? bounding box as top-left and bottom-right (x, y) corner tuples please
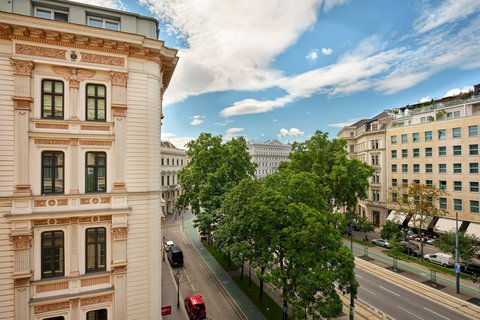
(161, 305), (172, 316)
(455, 263), (461, 273)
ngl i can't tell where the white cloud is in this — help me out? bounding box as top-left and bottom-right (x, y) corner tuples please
(138, 0), (333, 105)
(413, 0), (480, 33)
(190, 115), (205, 126)
(221, 95), (296, 117)
(162, 132), (177, 138)
(278, 128), (305, 138)
(442, 85), (474, 98)
(327, 118), (360, 128)
(69, 0), (126, 10)
(321, 47), (332, 55)
(419, 96), (431, 103)
(224, 127), (245, 139)
(273, 118), (278, 122)
(306, 49), (319, 61)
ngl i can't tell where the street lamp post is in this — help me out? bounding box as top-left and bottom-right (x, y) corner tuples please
(176, 270), (181, 308)
(455, 211), (460, 294)
(348, 220), (355, 320)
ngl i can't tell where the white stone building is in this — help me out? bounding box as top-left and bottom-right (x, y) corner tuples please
(247, 139), (291, 178)
(0, 0), (177, 319)
(161, 141), (188, 216)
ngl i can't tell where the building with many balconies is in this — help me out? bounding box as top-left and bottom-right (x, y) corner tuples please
(0, 0), (178, 319)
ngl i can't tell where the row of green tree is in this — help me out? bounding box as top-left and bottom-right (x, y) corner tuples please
(176, 131), (374, 319)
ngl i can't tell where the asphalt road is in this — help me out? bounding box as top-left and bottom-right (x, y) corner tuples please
(356, 268), (473, 320)
(162, 216), (242, 320)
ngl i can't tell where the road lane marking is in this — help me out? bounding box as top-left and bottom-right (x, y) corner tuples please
(378, 285), (400, 297)
(423, 307), (450, 320)
(398, 306), (424, 319)
(360, 287), (376, 295)
(356, 274), (363, 278)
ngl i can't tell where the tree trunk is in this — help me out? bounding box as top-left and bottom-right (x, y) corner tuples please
(248, 264), (251, 285)
(259, 267), (265, 299)
(240, 258), (244, 280)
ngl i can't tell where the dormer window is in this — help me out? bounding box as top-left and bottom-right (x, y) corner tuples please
(87, 16), (120, 31)
(35, 7), (69, 22)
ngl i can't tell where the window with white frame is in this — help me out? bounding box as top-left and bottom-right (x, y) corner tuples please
(87, 16), (120, 31)
(35, 7), (68, 21)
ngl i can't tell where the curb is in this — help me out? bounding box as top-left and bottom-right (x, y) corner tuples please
(356, 257), (480, 319)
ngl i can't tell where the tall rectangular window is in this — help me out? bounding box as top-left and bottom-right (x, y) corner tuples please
(439, 163), (446, 173)
(426, 164), (433, 173)
(426, 180), (433, 186)
(86, 309), (107, 320)
(471, 182), (480, 192)
(453, 145), (462, 156)
(402, 179), (408, 186)
(425, 147), (432, 157)
(469, 125), (478, 137)
(42, 80), (64, 119)
(402, 164), (408, 173)
(452, 127), (461, 138)
(412, 132), (419, 142)
(439, 146), (446, 156)
(454, 181), (462, 191)
(470, 163), (479, 174)
(402, 149), (408, 158)
(439, 180), (447, 190)
(86, 152), (106, 192)
(413, 164), (420, 173)
(401, 134), (408, 143)
(42, 151), (64, 194)
(470, 144), (479, 155)
(454, 199), (462, 211)
(391, 150), (397, 158)
(392, 179), (397, 187)
(439, 198), (447, 209)
(413, 148), (420, 157)
(391, 136), (397, 144)
(425, 131), (432, 141)
(41, 231), (64, 278)
(438, 129), (446, 140)
(86, 228), (106, 272)
(471, 200), (480, 214)
(86, 84), (106, 121)
(453, 163), (462, 174)
(391, 164), (397, 173)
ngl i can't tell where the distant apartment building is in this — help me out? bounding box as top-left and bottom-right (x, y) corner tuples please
(161, 141), (188, 216)
(0, 1), (178, 319)
(247, 139), (291, 178)
(386, 86), (480, 236)
(337, 112), (392, 227)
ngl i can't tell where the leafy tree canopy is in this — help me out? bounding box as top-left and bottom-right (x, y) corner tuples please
(381, 220), (402, 241)
(435, 231), (479, 263)
(176, 133), (256, 235)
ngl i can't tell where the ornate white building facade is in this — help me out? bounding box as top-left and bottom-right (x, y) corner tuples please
(0, 1), (177, 319)
(247, 139), (291, 178)
(161, 141), (188, 216)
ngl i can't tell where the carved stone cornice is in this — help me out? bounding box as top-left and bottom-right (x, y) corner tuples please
(110, 72), (128, 86)
(111, 227), (128, 241)
(52, 66), (95, 88)
(34, 301), (70, 314)
(16, 43), (66, 60)
(80, 294), (112, 306)
(12, 96), (32, 111)
(9, 233), (33, 250)
(10, 59), (34, 77)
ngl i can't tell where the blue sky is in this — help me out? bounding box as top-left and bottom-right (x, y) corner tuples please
(75, 0), (480, 148)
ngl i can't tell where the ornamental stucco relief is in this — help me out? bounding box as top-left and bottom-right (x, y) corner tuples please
(10, 59), (34, 77)
(16, 43), (66, 60)
(112, 227), (128, 240)
(9, 234), (32, 250)
(110, 71), (128, 86)
(52, 66), (95, 88)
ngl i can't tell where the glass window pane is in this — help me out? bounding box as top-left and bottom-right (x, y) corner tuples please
(36, 8), (52, 19)
(43, 80), (52, 93)
(54, 12), (68, 22)
(105, 21), (119, 30)
(87, 85), (96, 96)
(97, 86), (106, 97)
(54, 81), (63, 94)
(88, 18), (103, 27)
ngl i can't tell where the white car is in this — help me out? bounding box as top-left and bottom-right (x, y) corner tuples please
(164, 240), (175, 252)
(372, 239), (390, 248)
(424, 253), (454, 267)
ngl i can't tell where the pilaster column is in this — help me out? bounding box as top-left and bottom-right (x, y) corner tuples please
(10, 59), (34, 196)
(69, 217), (79, 276)
(111, 226), (128, 320)
(110, 72), (128, 193)
(10, 232), (33, 320)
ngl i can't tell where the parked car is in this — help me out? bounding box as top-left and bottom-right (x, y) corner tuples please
(184, 294), (207, 320)
(167, 245), (184, 267)
(164, 240), (175, 252)
(399, 241), (420, 257)
(424, 253), (454, 267)
(462, 263), (480, 276)
(372, 239), (390, 248)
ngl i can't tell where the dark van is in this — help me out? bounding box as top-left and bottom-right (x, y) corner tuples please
(167, 245), (183, 267)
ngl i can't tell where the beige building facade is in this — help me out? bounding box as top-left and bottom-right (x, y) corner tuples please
(0, 1), (177, 319)
(247, 139), (291, 178)
(161, 141), (187, 216)
(386, 89), (480, 235)
(337, 112), (392, 227)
